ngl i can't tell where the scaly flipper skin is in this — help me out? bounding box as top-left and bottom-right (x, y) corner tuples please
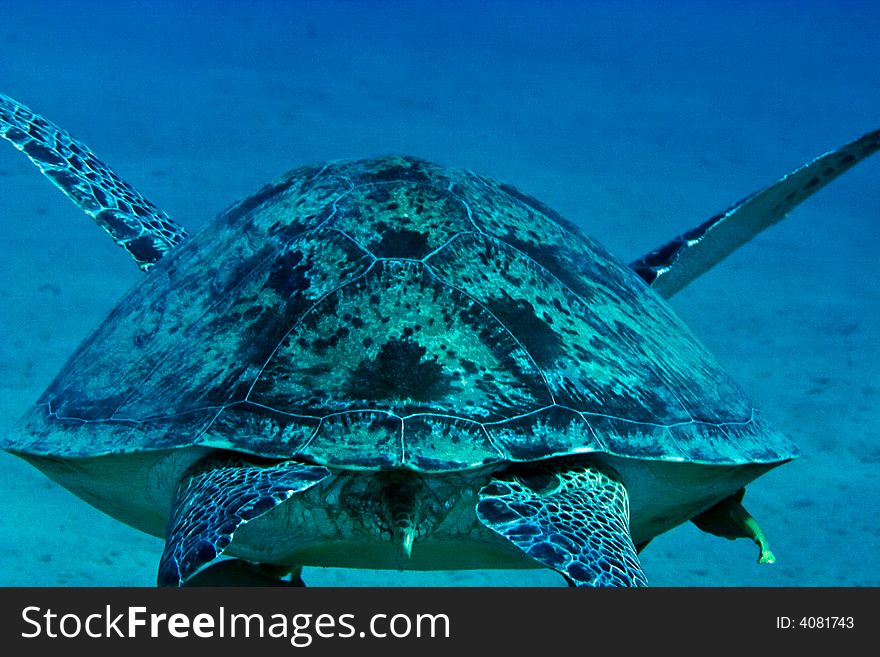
(0, 93), (188, 270)
(476, 459), (647, 587)
(631, 127), (880, 298)
(157, 455), (330, 587)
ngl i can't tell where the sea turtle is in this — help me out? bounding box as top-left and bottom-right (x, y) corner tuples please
(1, 93), (877, 587)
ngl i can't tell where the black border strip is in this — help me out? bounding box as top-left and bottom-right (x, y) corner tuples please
(1, 587), (874, 654)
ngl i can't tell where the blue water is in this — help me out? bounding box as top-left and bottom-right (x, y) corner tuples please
(0, 0), (877, 586)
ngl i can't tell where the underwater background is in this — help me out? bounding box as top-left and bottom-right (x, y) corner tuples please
(0, 0), (877, 586)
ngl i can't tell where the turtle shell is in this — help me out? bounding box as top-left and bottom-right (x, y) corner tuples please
(3, 156), (797, 472)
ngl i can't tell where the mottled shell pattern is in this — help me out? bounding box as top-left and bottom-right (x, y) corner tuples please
(6, 156), (796, 471)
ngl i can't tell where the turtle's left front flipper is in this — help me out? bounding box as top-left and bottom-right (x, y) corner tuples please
(477, 460), (647, 587)
(157, 456), (330, 587)
(631, 127), (880, 298)
(0, 93), (188, 270)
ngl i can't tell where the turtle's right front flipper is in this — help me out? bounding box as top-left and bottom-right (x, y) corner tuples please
(158, 455), (330, 587)
(0, 93), (188, 270)
(631, 127), (880, 298)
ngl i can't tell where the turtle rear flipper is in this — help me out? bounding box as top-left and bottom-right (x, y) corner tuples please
(476, 460), (647, 587)
(158, 455), (330, 587)
(0, 93), (188, 270)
